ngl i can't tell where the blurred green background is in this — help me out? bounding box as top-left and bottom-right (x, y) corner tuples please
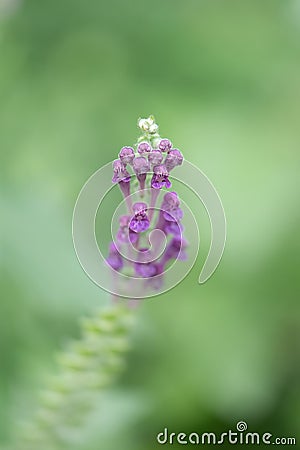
(1, 0), (300, 448)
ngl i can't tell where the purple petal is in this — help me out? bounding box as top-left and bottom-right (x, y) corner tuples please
(132, 156), (150, 175)
(164, 237), (188, 261)
(158, 139), (172, 152)
(151, 165), (172, 189)
(151, 174), (164, 189)
(135, 262), (157, 277)
(132, 202), (147, 215)
(151, 173), (172, 189)
(165, 177), (172, 188)
(164, 149), (183, 171)
(119, 215), (130, 227)
(106, 254), (123, 270)
(148, 150), (163, 166)
(163, 208), (183, 222)
(119, 146), (135, 165)
(137, 141), (152, 154)
(129, 216), (150, 233)
(165, 221), (182, 236)
(163, 192), (180, 208)
(106, 242), (124, 270)
(112, 159), (131, 183)
(129, 229), (139, 244)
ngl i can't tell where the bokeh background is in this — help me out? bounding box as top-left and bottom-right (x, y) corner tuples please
(1, 0), (300, 448)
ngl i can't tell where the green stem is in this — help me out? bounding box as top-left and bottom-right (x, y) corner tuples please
(15, 302), (136, 450)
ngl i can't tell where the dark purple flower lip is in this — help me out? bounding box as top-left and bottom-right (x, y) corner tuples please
(129, 216), (150, 233)
(129, 202), (150, 233)
(151, 164), (172, 189)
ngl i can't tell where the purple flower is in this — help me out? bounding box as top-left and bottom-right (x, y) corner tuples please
(134, 248), (161, 277)
(161, 191), (180, 209)
(119, 147), (135, 165)
(129, 202), (150, 233)
(108, 117), (188, 294)
(155, 192), (183, 235)
(164, 149), (183, 171)
(159, 139), (172, 152)
(163, 208), (183, 222)
(160, 191), (183, 222)
(106, 242), (123, 271)
(132, 156), (150, 175)
(148, 149), (163, 167)
(112, 159), (131, 183)
(164, 220), (183, 236)
(163, 237), (188, 262)
(137, 141), (152, 155)
(145, 264), (164, 290)
(119, 215), (130, 228)
(135, 261), (158, 277)
(133, 156), (150, 191)
(151, 164), (171, 189)
(117, 215), (139, 244)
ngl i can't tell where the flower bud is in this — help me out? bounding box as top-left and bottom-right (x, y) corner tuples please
(119, 146), (135, 165)
(138, 116), (159, 134)
(137, 141), (152, 155)
(132, 156), (150, 175)
(148, 149), (163, 167)
(164, 149), (183, 171)
(159, 139), (172, 152)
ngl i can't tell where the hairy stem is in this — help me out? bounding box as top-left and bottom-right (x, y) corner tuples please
(15, 302), (136, 450)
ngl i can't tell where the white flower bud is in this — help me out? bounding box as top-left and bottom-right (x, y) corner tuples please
(138, 116), (158, 133)
(147, 115), (155, 126)
(138, 118), (148, 131)
(149, 123), (158, 133)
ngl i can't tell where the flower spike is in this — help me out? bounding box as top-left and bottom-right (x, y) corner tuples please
(108, 116), (187, 294)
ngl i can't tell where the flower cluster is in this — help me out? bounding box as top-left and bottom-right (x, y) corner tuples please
(107, 116), (187, 295)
